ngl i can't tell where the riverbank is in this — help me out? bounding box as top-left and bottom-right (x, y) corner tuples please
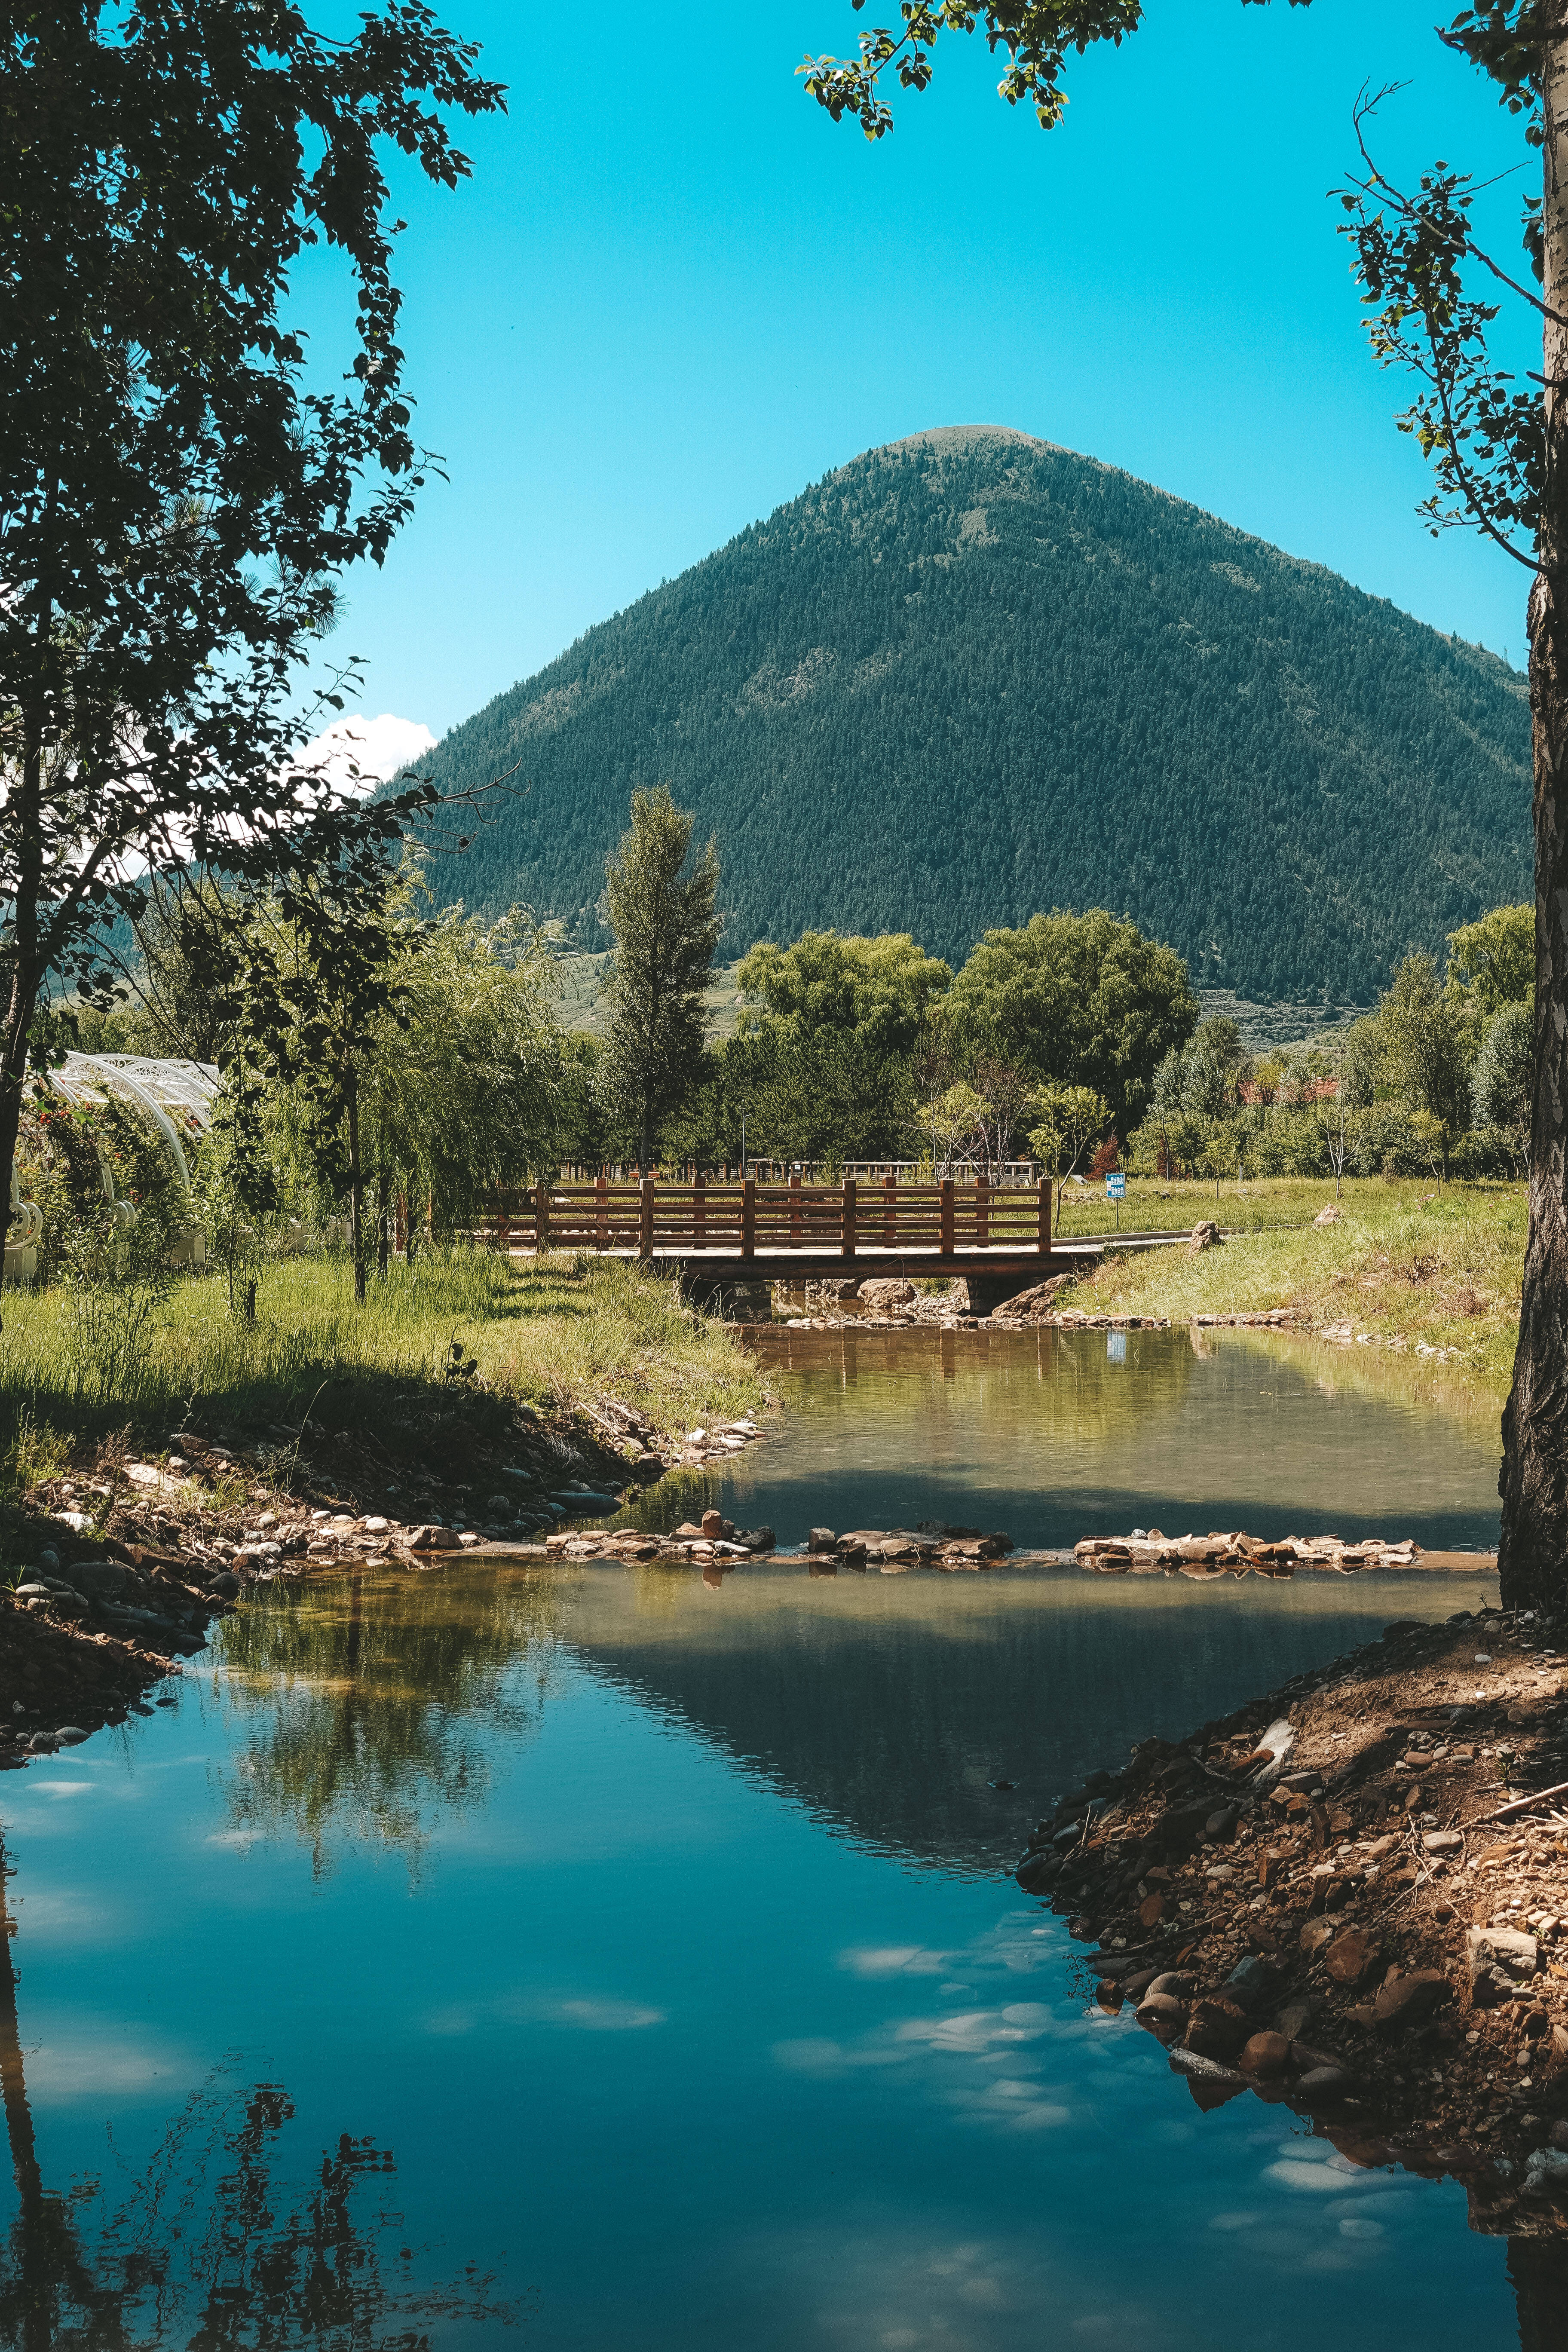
(0, 1247), (763, 1441)
(1026, 1595), (1568, 2226)
(0, 1250), (768, 1758)
(1051, 1185), (1522, 1384)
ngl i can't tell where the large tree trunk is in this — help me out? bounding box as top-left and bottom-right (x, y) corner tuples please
(1500, 25), (1568, 1608)
(0, 974), (37, 1269)
(0, 722), (48, 1322)
(345, 1075), (366, 1306)
(376, 1162), (390, 1280)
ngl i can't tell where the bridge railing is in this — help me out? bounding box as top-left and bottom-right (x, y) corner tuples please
(475, 1176), (1051, 1260)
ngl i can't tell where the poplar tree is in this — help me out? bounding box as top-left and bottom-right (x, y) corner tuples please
(801, 0), (1568, 1610)
(599, 787), (722, 1172)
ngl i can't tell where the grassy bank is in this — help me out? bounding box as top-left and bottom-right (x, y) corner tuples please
(1050, 1170), (1497, 1240)
(0, 1248), (762, 1455)
(1060, 1178), (1524, 1388)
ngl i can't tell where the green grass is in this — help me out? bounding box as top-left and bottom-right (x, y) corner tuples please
(1061, 1177), (1525, 1389)
(553, 953), (747, 1041)
(1049, 1171), (1461, 1240)
(0, 1247), (762, 1455)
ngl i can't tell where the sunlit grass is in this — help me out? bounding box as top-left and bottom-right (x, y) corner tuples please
(1049, 1170), (1509, 1239)
(0, 1246), (762, 1453)
(1063, 1180), (1524, 1392)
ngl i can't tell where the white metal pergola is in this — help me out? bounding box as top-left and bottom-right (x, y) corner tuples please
(6, 1052), (222, 1283)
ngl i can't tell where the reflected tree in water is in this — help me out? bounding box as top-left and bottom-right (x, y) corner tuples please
(753, 1323), (1198, 1459)
(1506, 2237), (1568, 2352)
(211, 1568), (566, 1877)
(0, 1846), (525, 2348)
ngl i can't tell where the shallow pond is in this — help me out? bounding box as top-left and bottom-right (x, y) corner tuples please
(0, 1329), (1537, 2350)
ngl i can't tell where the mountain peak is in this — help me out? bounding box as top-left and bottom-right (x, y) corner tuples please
(881, 423), (1060, 457)
(421, 439), (1528, 1002)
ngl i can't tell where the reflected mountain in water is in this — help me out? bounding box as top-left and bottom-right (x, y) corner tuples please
(211, 1568), (567, 1877)
(534, 1557), (1446, 1873)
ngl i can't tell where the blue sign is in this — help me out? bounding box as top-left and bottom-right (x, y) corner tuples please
(1105, 1173), (1126, 1199)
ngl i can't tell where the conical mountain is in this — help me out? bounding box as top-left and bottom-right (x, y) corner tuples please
(426, 425), (1530, 1003)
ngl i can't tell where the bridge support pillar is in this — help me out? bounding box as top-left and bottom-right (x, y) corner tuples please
(681, 1272), (775, 1323)
(961, 1267), (1058, 1317)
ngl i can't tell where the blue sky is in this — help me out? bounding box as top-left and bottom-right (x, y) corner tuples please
(307, 0), (1538, 744)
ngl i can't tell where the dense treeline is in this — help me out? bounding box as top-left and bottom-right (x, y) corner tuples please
(572, 788), (1537, 1193)
(416, 425), (1531, 1004)
(1134, 902), (1535, 1189)
(43, 793), (1530, 1323)
(570, 793), (1198, 1177)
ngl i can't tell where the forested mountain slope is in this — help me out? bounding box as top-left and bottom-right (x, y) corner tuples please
(422, 425), (1531, 1003)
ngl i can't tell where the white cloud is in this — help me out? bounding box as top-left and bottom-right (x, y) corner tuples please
(422, 1988), (666, 2037)
(839, 1945), (957, 1978)
(554, 1997), (665, 2031)
(24, 2015), (192, 2104)
(1262, 2153), (1384, 2194)
(294, 712), (436, 793)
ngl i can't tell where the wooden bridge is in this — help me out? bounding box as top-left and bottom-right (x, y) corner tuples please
(479, 1176), (1160, 1311)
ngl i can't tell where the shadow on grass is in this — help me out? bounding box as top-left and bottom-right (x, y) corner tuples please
(0, 1247), (756, 1489)
(0, 1336), (531, 1464)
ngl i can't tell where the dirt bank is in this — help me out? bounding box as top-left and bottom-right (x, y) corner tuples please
(0, 1391), (769, 1765)
(1020, 1600), (1568, 2230)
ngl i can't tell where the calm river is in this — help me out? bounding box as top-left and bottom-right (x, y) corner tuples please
(0, 1328), (1534, 2350)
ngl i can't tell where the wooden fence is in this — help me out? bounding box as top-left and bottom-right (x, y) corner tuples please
(476, 1175), (1052, 1261)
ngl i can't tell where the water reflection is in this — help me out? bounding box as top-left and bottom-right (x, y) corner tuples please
(548, 1559), (1494, 1874)
(0, 1843), (523, 2348)
(1508, 2237), (1568, 2351)
(212, 1568), (566, 1876)
(717, 1325), (1504, 1554)
(0, 1324), (1528, 2350)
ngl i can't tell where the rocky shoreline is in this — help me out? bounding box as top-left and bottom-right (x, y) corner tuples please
(750, 1228), (1486, 1364)
(763, 1270), (1301, 1338)
(0, 1400), (770, 1766)
(1016, 1602), (1568, 2232)
(1072, 1528), (1496, 1577)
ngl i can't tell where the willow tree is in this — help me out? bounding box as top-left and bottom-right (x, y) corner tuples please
(803, 0), (1568, 1607)
(363, 894), (565, 1243)
(222, 857), (562, 1295)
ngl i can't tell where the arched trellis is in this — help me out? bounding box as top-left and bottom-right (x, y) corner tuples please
(49, 1054), (220, 1199)
(5, 1054), (221, 1283)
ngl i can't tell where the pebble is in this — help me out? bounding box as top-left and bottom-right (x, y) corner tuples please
(1295, 2066), (1352, 2104)
(1135, 1993), (1187, 2031)
(1240, 2030), (1291, 2078)
(1223, 1955), (1274, 2009)
(1524, 2147), (1568, 2196)
(1323, 1926), (1378, 1985)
